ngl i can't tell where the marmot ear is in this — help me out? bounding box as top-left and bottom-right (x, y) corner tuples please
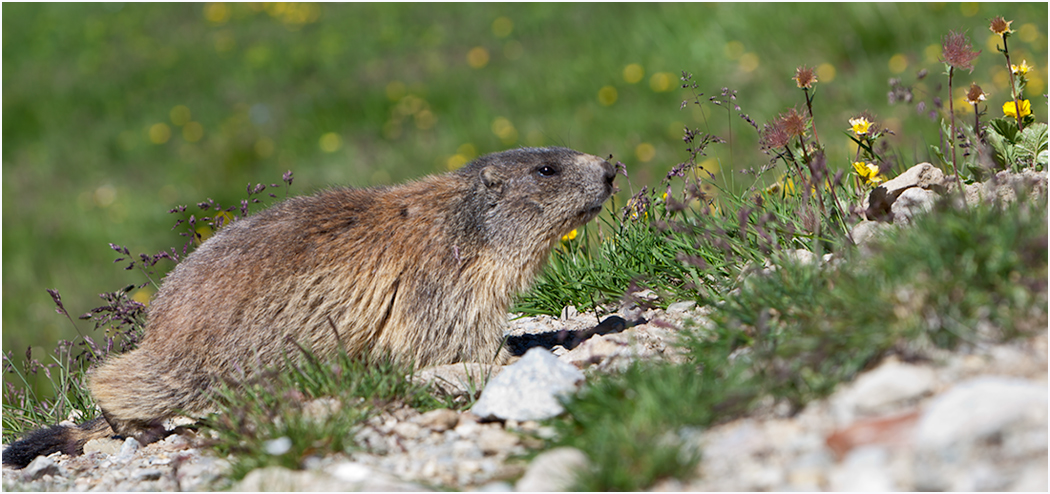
(481, 166), (504, 190)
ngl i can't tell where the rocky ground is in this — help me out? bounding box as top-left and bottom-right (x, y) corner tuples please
(3, 165), (1047, 491)
(4, 304), (1046, 492)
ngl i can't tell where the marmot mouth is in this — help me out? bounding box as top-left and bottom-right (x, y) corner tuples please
(579, 204), (604, 222)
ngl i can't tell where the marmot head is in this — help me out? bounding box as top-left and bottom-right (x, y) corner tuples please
(456, 147), (616, 251)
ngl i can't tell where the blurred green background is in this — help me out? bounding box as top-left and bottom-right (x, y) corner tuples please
(3, 3), (1047, 391)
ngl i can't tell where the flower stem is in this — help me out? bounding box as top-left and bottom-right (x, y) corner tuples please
(973, 103), (981, 140)
(803, 88), (819, 145)
(947, 67), (962, 190)
(1000, 34), (1023, 131)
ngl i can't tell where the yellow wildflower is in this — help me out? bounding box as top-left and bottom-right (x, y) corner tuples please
(852, 161), (884, 185)
(561, 229), (578, 242)
(764, 175), (796, 196)
(849, 117), (872, 136)
(1003, 99), (1031, 118)
(1010, 59), (1031, 75)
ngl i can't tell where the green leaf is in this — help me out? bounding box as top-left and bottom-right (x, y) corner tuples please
(929, 143), (948, 167)
(1018, 123), (1048, 162)
(988, 117), (1021, 144)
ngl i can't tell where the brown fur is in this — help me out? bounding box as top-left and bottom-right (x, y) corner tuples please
(3, 147), (614, 466)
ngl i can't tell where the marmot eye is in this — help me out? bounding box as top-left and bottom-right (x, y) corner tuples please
(537, 165), (558, 177)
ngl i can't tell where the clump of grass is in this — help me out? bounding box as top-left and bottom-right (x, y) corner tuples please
(202, 345), (452, 481)
(2, 285), (144, 441)
(518, 69), (866, 316)
(551, 193), (1046, 490)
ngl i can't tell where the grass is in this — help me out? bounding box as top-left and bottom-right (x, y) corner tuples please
(201, 348), (455, 481)
(547, 194), (1047, 491)
(2, 4), (1047, 492)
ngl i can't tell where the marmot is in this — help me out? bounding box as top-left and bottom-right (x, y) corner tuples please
(4, 147), (616, 468)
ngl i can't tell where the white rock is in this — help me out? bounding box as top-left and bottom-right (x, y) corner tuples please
(302, 397), (341, 424)
(827, 446), (896, 491)
(916, 377), (1048, 450)
(263, 436), (292, 456)
(1010, 462), (1049, 491)
(558, 333), (624, 367)
(845, 359), (937, 414)
(331, 461), (372, 483)
(393, 422), (423, 440)
(116, 437), (141, 459)
(477, 480), (514, 491)
(415, 408), (459, 432)
(786, 248), (817, 265)
(667, 300), (697, 312)
(862, 162), (947, 220)
(850, 220), (894, 245)
(235, 464), (426, 492)
(83, 437), (123, 456)
(477, 428), (519, 455)
(515, 447), (589, 491)
(132, 469), (163, 481)
(891, 187), (937, 224)
(881, 162), (947, 193)
(631, 289), (658, 301)
(23, 456), (62, 481)
(471, 348), (584, 421)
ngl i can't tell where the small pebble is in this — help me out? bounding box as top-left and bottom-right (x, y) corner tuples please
(263, 436), (292, 456)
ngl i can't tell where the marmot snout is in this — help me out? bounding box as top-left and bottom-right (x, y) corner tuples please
(3, 146), (616, 467)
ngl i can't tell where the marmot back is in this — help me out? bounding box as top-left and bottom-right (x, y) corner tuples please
(3, 146), (616, 467)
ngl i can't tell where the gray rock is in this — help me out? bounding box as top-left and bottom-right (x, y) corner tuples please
(263, 436), (292, 455)
(175, 457), (229, 491)
(558, 332), (625, 367)
(23, 455), (62, 481)
(914, 377), (1048, 491)
(83, 437), (123, 456)
(827, 446), (896, 491)
(1011, 462), (1049, 492)
(234, 464), (427, 492)
(393, 421), (423, 440)
(667, 300), (697, 312)
(850, 220), (894, 245)
(116, 436), (140, 459)
(471, 348), (584, 421)
(838, 358), (936, 416)
(785, 248), (818, 265)
(132, 469), (163, 481)
(477, 427), (519, 455)
(891, 187), (937, 224)
(476, 480), (515, 491)
(964, 169), (1048, 206)
(515, 447), (589, 492)
(879, 162), (948, 195)
(862, 162), (947, 220)
(916, 376), (1047, 450)
(302, 397), (342, 425)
